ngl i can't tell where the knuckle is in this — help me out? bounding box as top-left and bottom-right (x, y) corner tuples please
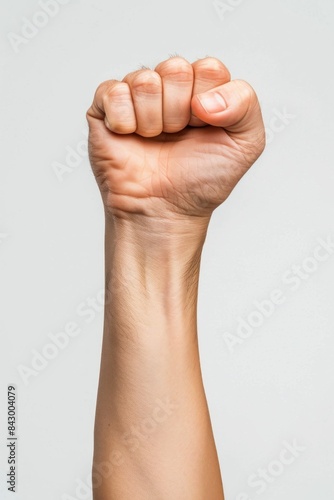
(95, 79), (117, 99)
(102, 82), (129, 107)
(194, 57), (231, 80)
(166, 69), (193, 83)
(131, 71), (161, 95)
(157, 57), (193, 82)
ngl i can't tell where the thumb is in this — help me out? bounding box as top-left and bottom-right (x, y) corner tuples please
(191, 79), (265, 147)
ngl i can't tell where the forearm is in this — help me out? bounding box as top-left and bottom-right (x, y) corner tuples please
(93, 215), (224, 500)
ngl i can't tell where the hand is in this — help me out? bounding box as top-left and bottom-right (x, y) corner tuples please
(86, 56), (265, 221)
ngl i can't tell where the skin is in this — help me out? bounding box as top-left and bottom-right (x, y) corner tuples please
(86, 56), (265, 499)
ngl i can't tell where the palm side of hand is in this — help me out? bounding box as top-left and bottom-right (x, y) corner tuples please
(87, 57), (265, 219)
(89, 124), (253, 218)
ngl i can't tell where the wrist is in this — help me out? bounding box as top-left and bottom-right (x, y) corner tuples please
(105, 212), (210, 262)
(104, 214), (208, 318)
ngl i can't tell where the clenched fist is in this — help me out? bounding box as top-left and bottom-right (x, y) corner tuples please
(86, 56), (265, 220)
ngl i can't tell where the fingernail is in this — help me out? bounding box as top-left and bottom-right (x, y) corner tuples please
(197, 92), (227, 114)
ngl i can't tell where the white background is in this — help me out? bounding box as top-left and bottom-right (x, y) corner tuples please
(1, 0), (334, 499)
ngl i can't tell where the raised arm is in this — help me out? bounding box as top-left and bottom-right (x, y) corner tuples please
(86, 56), (265, 499)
